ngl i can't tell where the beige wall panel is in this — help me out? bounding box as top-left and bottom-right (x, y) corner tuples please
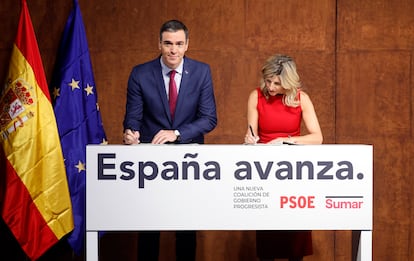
(0, 2), (19, 49)
(338, 0), (414, 50)
(21, 1), (71, 50)
(167, 0), (245, 52)
(245, 0), (335, 52)
(80, 1), (166, 52)
(370, 138), (412, 260)
(336, 16), (414, 261)
(336, 52), (411, 139)
(336, 50), (413, 260)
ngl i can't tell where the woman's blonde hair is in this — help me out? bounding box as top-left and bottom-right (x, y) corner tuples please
(260, 54), (301, 107)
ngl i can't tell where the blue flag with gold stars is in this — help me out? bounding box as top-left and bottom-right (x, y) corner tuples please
(51, 0), (107, 254)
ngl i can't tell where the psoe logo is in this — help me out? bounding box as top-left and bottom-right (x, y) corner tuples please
(280, 195), (316, 209)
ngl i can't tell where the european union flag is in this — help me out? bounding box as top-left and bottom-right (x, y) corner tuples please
(51, 0), (107, 254)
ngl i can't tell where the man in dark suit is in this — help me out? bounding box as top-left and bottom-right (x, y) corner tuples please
(123, 20), (217, 261)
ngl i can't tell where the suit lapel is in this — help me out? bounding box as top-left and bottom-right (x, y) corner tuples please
(175, 58), (191, 122)
(152, 60), (173, 123)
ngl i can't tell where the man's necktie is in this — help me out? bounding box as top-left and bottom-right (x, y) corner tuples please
(169, 70), (178, 120)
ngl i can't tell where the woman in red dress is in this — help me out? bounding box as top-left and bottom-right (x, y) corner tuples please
(244, 54), (323, 261)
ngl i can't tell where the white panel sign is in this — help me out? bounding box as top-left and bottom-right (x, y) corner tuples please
(86, 144), (372, 231)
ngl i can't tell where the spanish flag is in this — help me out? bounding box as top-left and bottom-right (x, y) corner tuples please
(0, 0), (74, 260)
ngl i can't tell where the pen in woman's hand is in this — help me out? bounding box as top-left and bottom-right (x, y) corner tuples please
(248, 125), (259, 144)
(249, 125), (255, 137)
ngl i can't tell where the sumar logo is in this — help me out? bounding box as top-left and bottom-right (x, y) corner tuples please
(0, 78), (35, 140)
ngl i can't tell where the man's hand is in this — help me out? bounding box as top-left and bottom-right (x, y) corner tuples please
(151, 130), (177, 144)
(123, 129), (140, 145)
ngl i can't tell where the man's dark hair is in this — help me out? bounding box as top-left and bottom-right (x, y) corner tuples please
(160, 20), (189, 40)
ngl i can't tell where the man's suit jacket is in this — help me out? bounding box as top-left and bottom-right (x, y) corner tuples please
(123, 56), (217, 144)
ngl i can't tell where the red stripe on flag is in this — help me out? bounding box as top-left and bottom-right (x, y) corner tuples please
(15, 0), (50, 102)
(1, 158), (58, 260)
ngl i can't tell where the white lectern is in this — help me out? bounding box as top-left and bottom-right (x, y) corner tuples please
(86, 144), (373, 260)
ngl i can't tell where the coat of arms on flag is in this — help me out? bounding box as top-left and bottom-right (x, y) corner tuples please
(0, 78), (35, 139)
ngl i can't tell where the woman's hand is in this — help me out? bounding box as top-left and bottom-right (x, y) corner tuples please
(244, 133), (259, 144)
